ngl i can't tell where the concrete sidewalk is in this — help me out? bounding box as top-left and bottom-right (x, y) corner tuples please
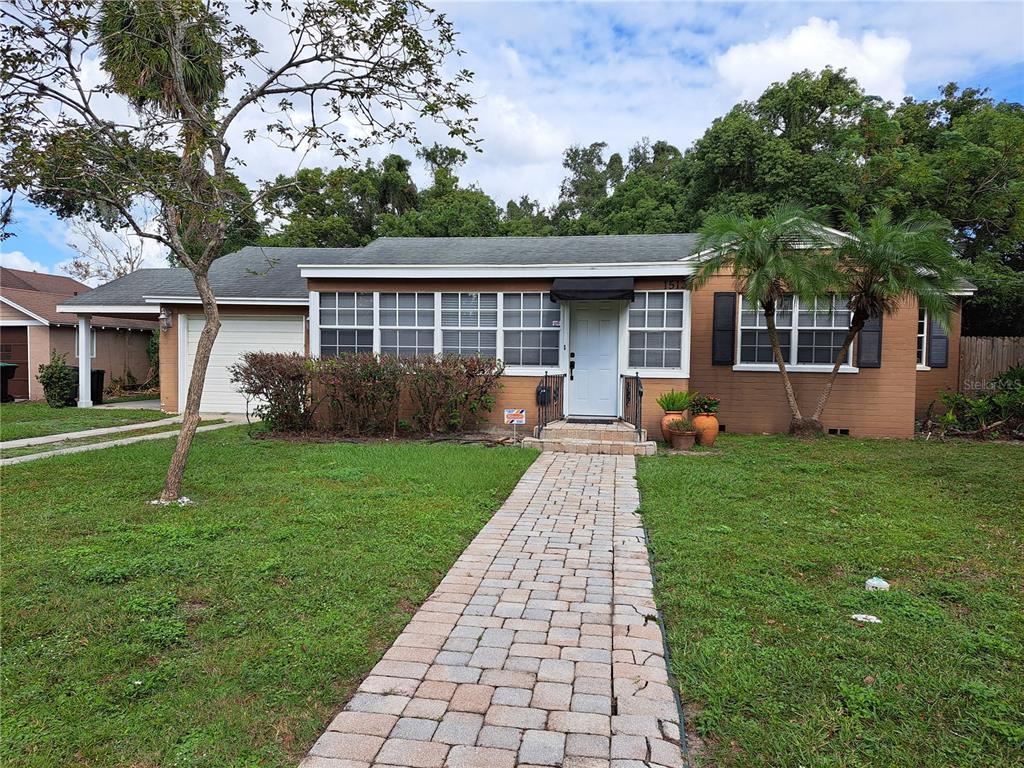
(302, 452), (683, 768)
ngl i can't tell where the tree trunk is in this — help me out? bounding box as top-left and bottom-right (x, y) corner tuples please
(763, 301), (805, 427)
(810, 311), (868, 423)
(159, 271), (221, 501)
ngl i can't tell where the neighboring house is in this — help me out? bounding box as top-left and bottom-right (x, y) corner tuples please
(57, 235), (974, 436)
(0, 267), (156, 400)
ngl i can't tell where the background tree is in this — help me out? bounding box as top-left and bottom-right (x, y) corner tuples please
(2, 0), (475, 501)
(63, 217), (151, 284)
(378, 148), (501, 237)
(691, 205), (834, 434)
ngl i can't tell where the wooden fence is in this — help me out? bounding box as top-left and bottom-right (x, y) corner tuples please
(959, 336), (1024, 393)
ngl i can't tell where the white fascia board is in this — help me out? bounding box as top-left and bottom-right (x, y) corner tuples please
(55, 304), (159, 314)
(141, 295), (308, 306)
(299, 262), (697, 279)
(0, 296), (50, 325)
(949, 289), (976, 296)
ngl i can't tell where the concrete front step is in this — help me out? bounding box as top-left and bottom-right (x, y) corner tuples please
(539, 419), (647, 443)
(521, 436), (657, 455)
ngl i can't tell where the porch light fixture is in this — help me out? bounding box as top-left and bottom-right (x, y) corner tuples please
(159, 308), (173, 332)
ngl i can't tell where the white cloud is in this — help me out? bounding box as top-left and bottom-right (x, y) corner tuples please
(0, 249), (51, 274)
(715, 17), (912, 102)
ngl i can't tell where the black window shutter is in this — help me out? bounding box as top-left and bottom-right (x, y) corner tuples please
(857, 315), (883, 368)
(712, 292), (737, 366)
(928, 317), (949, 368)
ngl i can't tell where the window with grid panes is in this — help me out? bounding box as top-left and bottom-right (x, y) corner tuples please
(628, 291), (685, 368)
(502, 292), (560, 366)
(379, 292), (435, 358)
(441, 292), (498, 357)
(319, 292), (373, 356)
(796, 295), (851, 364)
(739, 295), (793, 363)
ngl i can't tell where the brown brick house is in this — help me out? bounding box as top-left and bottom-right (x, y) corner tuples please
(1, 267), (155, 401)
(56, 235), (973, 436)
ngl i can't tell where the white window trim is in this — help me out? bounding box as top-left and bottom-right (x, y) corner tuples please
(917, 307), (930, 370)
(309, 289), (690, 379)
(318, 291), (374, 356)
(378, 291), (436, 358)
(74, 327), (97, 358)
(623, 290), (690, 376)
(500, 291), (563, 374)
(440, 291), (499, 358)
(733, 295), (859, 373)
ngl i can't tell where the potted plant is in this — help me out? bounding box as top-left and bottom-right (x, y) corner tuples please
(690, 393), (721, 447)
(656, 389), (693, 443)
(664, 418), (698, 450)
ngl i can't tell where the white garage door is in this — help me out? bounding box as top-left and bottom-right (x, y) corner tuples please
(182, 315), (305, 413)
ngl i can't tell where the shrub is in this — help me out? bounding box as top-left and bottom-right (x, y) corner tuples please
(37, 350), (77, 407)
(314, 354), (403, 436)
(665, 418), (696, 433)
(656, 389), (693, 412)
(691, 393), (721, 416)
(937, 388), (1024, 438)
(229, 352), (311, 432)
(404, 354), (504, 436)
(990, 365), (1024, 393)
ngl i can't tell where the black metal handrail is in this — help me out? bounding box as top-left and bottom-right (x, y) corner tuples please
(536, 371), (565, 433)
(621, 372), (643, 439)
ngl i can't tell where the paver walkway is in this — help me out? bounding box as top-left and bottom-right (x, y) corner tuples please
(302, 453), (684, 768)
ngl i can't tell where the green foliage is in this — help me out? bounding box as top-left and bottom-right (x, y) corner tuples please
(690, 393), (720, 416)
(656, 389), (693, 412)
(97, 0), (225, 115)
(36, 351), (77, 408)
(664, 418), (696, 433)
(937, 388), (1024, 437)
(835, 207), (962, 324)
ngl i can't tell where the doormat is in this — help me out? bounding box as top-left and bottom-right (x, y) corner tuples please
(564, 417), (618, 424)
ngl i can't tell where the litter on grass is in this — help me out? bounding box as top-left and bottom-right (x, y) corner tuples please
(851, 614), (882, 624)
(865, 577), (890, 591)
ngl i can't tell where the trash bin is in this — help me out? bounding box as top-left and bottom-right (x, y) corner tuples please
(70, 367), (106, 405)
(0, 362), (17, 403)
(91, 369), (105, 405)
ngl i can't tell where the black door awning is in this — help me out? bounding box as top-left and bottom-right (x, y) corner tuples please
(550, 277), (635, 301)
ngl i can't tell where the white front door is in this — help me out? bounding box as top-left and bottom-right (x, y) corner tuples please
(568, 301), (620, 417)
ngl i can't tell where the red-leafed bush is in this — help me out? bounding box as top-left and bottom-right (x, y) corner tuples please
(315, 353), (403, 436)
(403, 354), (505, 436)
(230, 352), (503, 437)
(229, 352), (312, 432)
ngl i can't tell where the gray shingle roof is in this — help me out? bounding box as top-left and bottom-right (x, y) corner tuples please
(61, 247), (354, 306)
(60, 235), (976, 308)
(351, 235), (700, 265)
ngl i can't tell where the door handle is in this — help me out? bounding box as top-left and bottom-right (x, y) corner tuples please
(569, 352), (575, 381)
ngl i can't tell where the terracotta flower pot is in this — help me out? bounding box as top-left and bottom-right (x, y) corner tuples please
(692, 413), (719, 447)
(669, 431), (696, 450)
(660, 411), (684, 443)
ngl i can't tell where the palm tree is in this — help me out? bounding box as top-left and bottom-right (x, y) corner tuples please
(691, 204), (835, 434)
(808, 208), (961, 425)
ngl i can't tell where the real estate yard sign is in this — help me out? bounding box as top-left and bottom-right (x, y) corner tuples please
(504, 408), (527, 439)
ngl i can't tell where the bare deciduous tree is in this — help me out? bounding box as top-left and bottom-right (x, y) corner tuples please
(1, 0), (476, 500)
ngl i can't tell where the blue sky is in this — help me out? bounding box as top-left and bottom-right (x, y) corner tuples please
(3, 0), (1023, 279)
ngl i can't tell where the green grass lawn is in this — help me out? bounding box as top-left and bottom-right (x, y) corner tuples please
(638, 435), (1024, 768)
(0, 420), (227, 459)
(0, 402), (166, 442)
(1, 427), (537, 767)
